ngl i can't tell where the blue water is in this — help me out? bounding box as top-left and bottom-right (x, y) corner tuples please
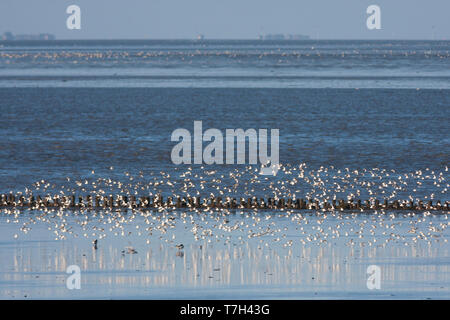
(0, 87), (448, 200)
(0, 40), (449, 88)
(0, 40), (448, 299)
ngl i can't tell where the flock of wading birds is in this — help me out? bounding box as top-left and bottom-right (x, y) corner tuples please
(0, 164), (448, 247)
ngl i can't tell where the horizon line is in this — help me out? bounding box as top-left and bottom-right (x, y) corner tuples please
(1, 38), (449, 41)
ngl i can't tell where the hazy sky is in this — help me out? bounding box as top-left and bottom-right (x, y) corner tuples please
(0, 0), (448, 40)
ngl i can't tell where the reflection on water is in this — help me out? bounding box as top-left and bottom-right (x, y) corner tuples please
(0, 211), (448, 299)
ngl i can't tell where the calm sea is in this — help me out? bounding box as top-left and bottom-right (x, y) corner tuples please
(0, 40), (448, 194)
(0, 40), (448, 299)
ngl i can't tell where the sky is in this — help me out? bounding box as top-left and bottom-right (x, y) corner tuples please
(0, 0), (449, 40)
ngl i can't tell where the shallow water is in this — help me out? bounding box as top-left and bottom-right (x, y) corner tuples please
(0, 209), (448, 299)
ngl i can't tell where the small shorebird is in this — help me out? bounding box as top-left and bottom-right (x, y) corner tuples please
(122, 246), (138, 254)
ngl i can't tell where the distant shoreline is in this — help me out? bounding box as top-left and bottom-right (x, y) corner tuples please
(0, 38), (449, 42)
